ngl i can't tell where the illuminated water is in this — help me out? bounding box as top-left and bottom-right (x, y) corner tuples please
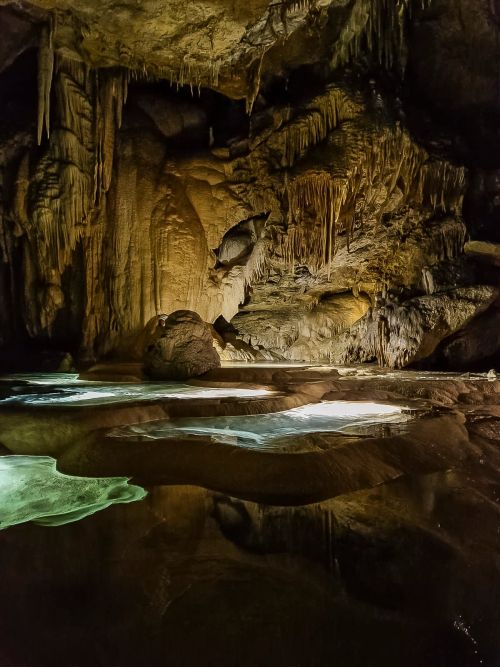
(0, 373), (272, 406)
(0, 370), (498, 666)
(0, 455), (146, 529)
(118, 401), (412, 450)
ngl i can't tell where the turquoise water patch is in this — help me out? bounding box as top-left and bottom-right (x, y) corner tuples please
(0, 456), (147, 529)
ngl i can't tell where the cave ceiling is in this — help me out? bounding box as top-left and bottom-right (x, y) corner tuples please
(0, 0), (347, 102)
(2, 0), (499, 116)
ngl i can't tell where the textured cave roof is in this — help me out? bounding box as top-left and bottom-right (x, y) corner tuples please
(0, 0), (347, 100)
(2, 0), (499, 117)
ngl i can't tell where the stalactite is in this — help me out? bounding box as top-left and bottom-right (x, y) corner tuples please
(282, 122), (467, 271)
(95, 69), (129, 195)
(416, 160), (466, 215)
(37, 22), (54, 145)
(30, 56), (94, 276)
(342, 298), (426, 368)
(275, 0), (316, 36)
(24, 54), (130, 336)
(127, 57), (222, 92)
(278, 0), (316, 11)
(243, 86), (362, 178)
(278, 86), (361, 167)
(331, 0), (433, 75)
(436, 218), (467, 261)
(246, 51), (266, 115)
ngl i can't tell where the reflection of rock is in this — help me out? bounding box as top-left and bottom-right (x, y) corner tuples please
(0, 455), (146, 529)
(0, 346), (75, 374)
(143, 310), (221, 380)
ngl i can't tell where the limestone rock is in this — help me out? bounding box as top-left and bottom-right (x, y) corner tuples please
(436, 308), (500, 370)
(135, 93), (207, 141)
(2, 0), (499, 370)
(218, 225), (254, 265)
(464, 240), (500, 267)
(143, 311), (221, 380)
(0, 6), (37, 74)
(231, 286), (498, 368)
(287, 292), (371, 361)
(339, 286), (498, 368)
(232, 291), (370, 359)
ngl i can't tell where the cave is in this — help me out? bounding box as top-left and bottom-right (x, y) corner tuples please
(1, 1), (500, 666)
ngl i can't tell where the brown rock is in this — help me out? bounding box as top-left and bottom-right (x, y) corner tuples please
(143, 311), (221, 380)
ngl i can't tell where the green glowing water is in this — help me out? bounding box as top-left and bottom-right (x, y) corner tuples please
(0, 455), (147, 529)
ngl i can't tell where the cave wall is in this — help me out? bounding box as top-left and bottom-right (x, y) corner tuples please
(1, 0), (500, 369)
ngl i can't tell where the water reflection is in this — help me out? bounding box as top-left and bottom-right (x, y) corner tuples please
(0, 455), (146, 528)
(0, 369), (498, 665)
(0, 481), (493, 667)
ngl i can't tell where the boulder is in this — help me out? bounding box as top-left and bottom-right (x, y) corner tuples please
(143, 310), (221, 380)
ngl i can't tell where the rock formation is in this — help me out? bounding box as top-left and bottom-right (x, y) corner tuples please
(1, 0), (500, 370)
(143, 311), (221, 380)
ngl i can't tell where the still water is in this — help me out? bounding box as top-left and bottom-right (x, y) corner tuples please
(0, 371), (498, 666)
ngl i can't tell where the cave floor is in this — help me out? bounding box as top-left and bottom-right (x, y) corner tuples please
(0, 365), (499, 666)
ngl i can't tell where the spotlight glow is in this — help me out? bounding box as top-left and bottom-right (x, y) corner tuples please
(294, 402), (403, 418)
